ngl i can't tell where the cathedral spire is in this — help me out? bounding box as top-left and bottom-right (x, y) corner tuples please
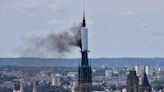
(82, 10), (86, 27)
(142, 67), (150, 86)
(78, 9), (92, 92)
(140, 67), (152, 92)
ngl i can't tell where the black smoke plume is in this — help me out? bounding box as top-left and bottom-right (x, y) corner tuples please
(19, 24), (82, 57)
(46, 24), (82, 53)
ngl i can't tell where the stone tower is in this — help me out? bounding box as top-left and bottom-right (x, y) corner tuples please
(127, 70), (139, 92)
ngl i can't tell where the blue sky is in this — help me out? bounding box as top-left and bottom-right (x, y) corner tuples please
(0, 0), (164, 58)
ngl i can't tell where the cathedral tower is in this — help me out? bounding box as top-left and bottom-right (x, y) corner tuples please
(78, 11), (92, 92)
(127, 70), (139, 92)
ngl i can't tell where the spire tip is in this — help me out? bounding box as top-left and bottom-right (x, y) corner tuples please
(82, 9), (86, 27)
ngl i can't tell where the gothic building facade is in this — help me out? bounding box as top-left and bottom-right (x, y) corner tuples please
(127, 70), (152, 92)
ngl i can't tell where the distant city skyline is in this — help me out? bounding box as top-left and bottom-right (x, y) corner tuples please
(1, 0), (164, 58)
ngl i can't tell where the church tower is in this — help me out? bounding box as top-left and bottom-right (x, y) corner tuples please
(127, 70), (139, 92)
(78, 11), (92, 92)
(140, 69), (152, 92)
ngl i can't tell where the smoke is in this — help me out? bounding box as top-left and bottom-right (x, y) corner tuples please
(46, 24), (82, 52)
(19, 24), (82, 57)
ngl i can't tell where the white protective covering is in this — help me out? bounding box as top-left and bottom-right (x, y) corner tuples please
(81, 27), (88, 51)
